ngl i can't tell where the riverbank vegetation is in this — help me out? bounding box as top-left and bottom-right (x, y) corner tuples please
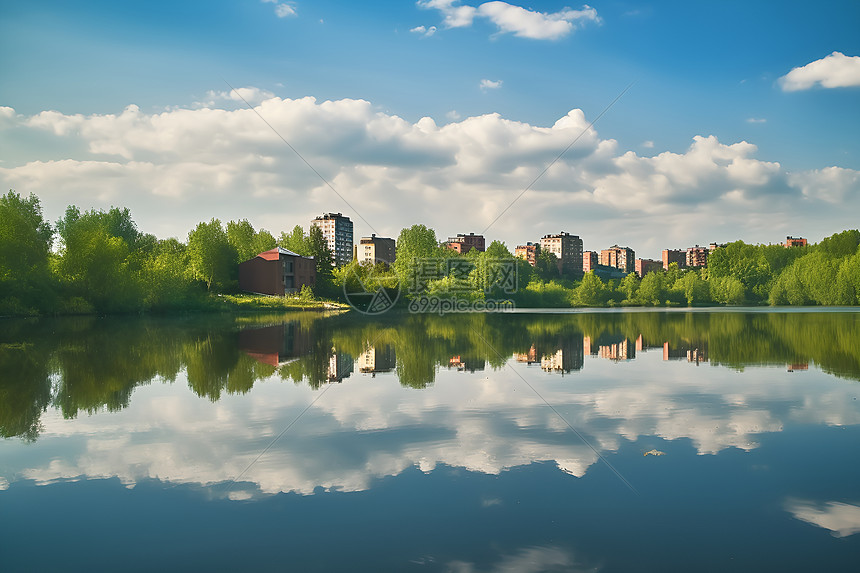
(2, 190), (859, 316)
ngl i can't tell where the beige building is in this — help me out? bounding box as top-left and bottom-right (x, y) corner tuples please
(356, 234), (396, 266)
(600, 245), (635, 273)
(540, 232), (583, 275)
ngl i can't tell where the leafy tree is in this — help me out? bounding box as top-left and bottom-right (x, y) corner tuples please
(816, 229), (860, 258)
(618, 271), (640, 303)
(55, 205), (144, 311)
(534, 249), (560, 281)
(306, 225), (334, 291)
(393, 224), (440, 295)
(575, 272), (608, 306)
(637, 272), (666, 305)
(187, 219), (238, 292)
(0, 191), (55, 312)
(279, 225), (309, 255)
(227, 219), (277, 262)
(675, 271), (710, 305)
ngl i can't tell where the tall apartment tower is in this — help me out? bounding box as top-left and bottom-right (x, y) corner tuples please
(600, 245), (635, 273)
(540, 232), (583, 276)
(312, 213), (353, 266)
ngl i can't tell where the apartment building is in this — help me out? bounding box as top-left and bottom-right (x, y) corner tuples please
(312, 212), (354, 266)
(514, 242), (540, 266)
(600, 245), (635, 273)
(540, 232), (583, 275)
(356, 234), (396, 266)
(446, 233), (485, 254)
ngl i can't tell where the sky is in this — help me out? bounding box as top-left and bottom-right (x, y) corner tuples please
(1, 0), (859, 258)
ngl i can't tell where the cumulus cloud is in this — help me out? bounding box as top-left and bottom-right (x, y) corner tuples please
(417, 1), (599, 40)
(410, 25), (437, 37)
(779, 52), (860, 91)
(2, 91), (859, 252)
(479, 78), (502, 91)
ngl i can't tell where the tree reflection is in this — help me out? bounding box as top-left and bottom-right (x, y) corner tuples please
(1, 310), (858, 440)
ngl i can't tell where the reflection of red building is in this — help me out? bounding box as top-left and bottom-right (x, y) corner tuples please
(787, 363), (809, 372)
(239, 247), (316, 296)
(238, 323), (313, 366)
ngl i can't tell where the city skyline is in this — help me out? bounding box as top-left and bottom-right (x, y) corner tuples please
(1, 1), (859, 258)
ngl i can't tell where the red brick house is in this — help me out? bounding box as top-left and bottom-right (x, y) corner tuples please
(238, 247), (316, 296)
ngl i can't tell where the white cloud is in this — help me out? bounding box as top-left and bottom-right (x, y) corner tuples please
(417, 1), (599, 40)
(262, 0), (297, 19)
(417, 0), (477, 28)
(779, 52), (860, 91)
(642, 140), (654, 148)
(410, 24), (437, 37)
(196, 86), (276, 108)
(786, 499), (860, 537)
(479, 78), (502, 91)
(477, 1), (600, 40)
(746, 117), (766, 124)
(446, 110), (461, 120)
(2, 92), (859, 252)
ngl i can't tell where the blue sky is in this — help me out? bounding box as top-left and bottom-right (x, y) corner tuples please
(2, 1), (859, 257)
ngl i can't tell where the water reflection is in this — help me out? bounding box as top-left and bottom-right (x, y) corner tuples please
(2, 309), (860, 569)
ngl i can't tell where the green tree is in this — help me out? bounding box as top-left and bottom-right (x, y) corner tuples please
(534, 249), (560, 281)
(55, 205), (144, 311)
(618, 271), (641, 303)
(187, 219), (238, 292)
(575, 272), (608, 306)
(0, 191), (55, 313)
(279, 225), (309, 255)
(393, 224), (440, 295)
(637, 272), (666, 305)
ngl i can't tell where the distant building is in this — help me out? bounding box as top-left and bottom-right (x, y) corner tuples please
(356, 234), (396, 266)
(600, 245), (635, 273)
(540, 232), (583, 276)
(662, 249), (687, 270)
(446, 233), (485, 254)
(515, 242), (540, 266)
(312, 212), (353, 266)
(785, 236), (807, 248)
(709, 242), (727, 250)
(635, 258), (662, 277)
(583, 251), (598, 273)
(686, 245), (709, 268)
(238, 247), (316, 296)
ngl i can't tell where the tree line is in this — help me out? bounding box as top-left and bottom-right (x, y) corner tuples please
(2, 190), (859, 315)
(352, 224), (860, 308)
(0, 191), (337, 315)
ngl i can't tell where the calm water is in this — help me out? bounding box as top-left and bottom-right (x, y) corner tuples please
(1, 309), (859, 572)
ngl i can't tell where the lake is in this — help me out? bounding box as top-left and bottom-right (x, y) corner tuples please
(1, 309), (859, 572)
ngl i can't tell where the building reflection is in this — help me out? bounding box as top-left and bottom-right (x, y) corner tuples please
(539, 335), (585, 374)
(448, 355), (485, 372)
(357, 344), (396, 375)
(584, 335), (635, 362)
(662, 341), (709, 364)
(238, 323), (313, 366)
(328, 350), (354, 383)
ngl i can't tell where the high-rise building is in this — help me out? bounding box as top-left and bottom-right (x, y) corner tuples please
(540, 232), (583, 276)
(312, 213), (353, 266)
(583, 250), (598, 273)
(515, 242), (540, 266)
(600, 245), (635, 273)
(662, 249), (687, 270)
(686, 245), (709, 268)
(446, 233), (485, 254)
(635, 258), (662, 277)
(356, 234), (396, 266)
